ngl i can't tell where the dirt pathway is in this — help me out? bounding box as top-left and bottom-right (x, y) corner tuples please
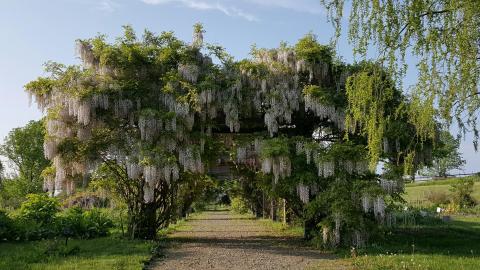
(151, 210), (348, 270)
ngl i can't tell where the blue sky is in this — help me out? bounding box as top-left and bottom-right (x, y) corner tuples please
(0, 0), (478, 173)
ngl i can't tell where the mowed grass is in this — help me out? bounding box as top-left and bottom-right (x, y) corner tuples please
(346, 176), (480, 269)
(347, 216), (480, 269)
(0, 236), (153, 270)
(403, 175), (480, 206)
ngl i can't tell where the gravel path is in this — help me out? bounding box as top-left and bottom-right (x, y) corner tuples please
(151, 210), (346, 270)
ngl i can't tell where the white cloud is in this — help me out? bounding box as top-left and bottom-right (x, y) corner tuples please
(244, 0), (323, 14)
(97, 0), (119, 13)
(142, 0), (259, 21)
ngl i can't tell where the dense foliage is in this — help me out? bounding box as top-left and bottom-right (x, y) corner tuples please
(0, 194), (112, 241)
(25, 25), (434, 245)
(321, 0), (480, 152)
(0, 120), (50, 208)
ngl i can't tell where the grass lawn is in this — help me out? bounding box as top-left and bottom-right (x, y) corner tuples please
(346, 215), (480, 269)
(0, 235), (153, 270)
(347, 175), (480, 270)
(403, 176), (480, 206)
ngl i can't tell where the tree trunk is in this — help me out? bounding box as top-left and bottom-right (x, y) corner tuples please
(304, 217), (316, 240)
(255, 195), (263, 218)
(270, 199), (277, 221)
(129, 202), (158, 240)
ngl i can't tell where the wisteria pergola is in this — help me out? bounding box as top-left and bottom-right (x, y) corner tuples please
(26, 25), (430, 243)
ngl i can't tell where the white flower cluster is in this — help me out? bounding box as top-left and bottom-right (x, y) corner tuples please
(178, 63), (199, 83)
(264, 112), (278, 137)
(296, 184), (309, 204)
(139, 116), (162, 141)
(361, 194), (371, 213)
(143, 185), (155, 203)
(224, 102), (240, 132)
(236, 147), (247, 163)
(144, 165), (159, 188)
(380, 179), (398, 194)
(254, 139), (263, 154)
(352, 230), (365, 248)
(127, 161), (142, 179)
(373, 196), (386, 219)
(304, 95), (345, 131)
(261, 156), (291, 184)
(114, 99), (133, 118)
(317, 161), (335, 178)
(162, 164), (180, 185)
(334, 214), (341, 246)
(179, 147), (203, 173)
(76, 41), (96, 69)
(43, 138), (58, 160)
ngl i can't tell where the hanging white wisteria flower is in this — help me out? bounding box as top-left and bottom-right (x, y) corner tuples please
(261, 155), (291, 184)
(143, 185), (155, 203)
(352, 230), (365, 248)
(236, 147), (247, 164)
(144, 165), (159, 188)
(317, 160), (335, 178)
(126, 161), (142, 179)
(373, 196), (386, 219)
(178, 63), (199, 83)
(334, 213), (341, 246)
(380, 179), (398, 194)
(297, 184), (309, 204)
(361, 194), (371, 213)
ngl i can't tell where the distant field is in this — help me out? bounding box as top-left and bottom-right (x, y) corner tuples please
(403, 176), (480, 206)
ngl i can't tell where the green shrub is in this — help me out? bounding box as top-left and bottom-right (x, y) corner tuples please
(82, 208), (113, 237)
(426, 191), (450, 206)
(450, 179), (477, 208)
(57, 207), (113, 239)
(13, 194), (60, 240)
(0, 210), (16, 241)
(19, 194), (59, 225)
(230, 197), (249, 214)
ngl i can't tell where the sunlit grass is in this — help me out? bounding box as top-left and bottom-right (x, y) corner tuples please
(404, 176), (480, 206)
(0, 235), (153, 270)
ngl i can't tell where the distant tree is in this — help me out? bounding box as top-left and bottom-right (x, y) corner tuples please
(450, 178), (476, 208)
(0, 120), (50, 194)
(421, 131), (465, 178)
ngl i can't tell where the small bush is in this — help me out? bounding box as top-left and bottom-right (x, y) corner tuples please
(230, 197), (249, 214)
(426, 191), (450, 205)
(450, 179), (477, 208)
(2, 196), (113, 241)
(57, 207), (113, 239)
(12, 194), (60, 240)
(19, 194), (59, 225)
(82, 208), (113, 237)
(0, 210), (16, 241)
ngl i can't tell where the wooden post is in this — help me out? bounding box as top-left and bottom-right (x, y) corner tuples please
(262, 192), (265, 218)
(282, 198), (287, 225)
(271, 199), (277, 221)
